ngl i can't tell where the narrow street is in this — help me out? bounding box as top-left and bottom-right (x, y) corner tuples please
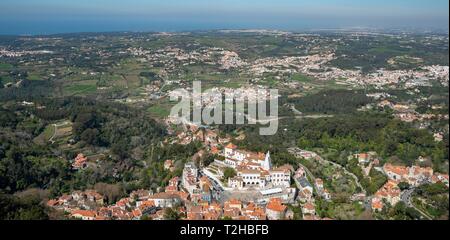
(401, 188), (433, 220)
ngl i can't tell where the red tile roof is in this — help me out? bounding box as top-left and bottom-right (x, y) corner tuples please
(226, 143), (237, 149)
(266, 198), (287, 212)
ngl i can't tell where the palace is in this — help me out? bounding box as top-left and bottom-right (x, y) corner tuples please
(223, 143), (291, 190)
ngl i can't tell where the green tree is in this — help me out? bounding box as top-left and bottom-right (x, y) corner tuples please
(223, 167), (237, 180)
(398, 182), (411, 191)
(164, 207), (181, 220)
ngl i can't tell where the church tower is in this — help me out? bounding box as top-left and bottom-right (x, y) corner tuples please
(262, 151), (272, 171)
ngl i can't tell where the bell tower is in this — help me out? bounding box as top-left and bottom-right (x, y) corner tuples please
(262, 151), (272, 171)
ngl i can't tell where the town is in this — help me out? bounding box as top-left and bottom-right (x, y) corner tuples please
(1, 30), (448, 221)
(46, 132), (449, 220)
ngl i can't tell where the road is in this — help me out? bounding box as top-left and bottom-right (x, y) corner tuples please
(315, 154), (366, 196)
(288, 148), (327, 199)
(289, 104), (334, 119)
(290, 104), (303, 115)
(287, 147), (437, 219)
(288, 147), (366, 196)
(401, 188), (433, 220)
(48, 124), (58, 144)
(49, 121), (71, 144)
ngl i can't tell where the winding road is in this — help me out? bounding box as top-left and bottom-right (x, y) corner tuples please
(288, 147), (438, 220)
(288, 147), (366, 196)
(401, 188), (433, 220)
(315, 154), (366, 196)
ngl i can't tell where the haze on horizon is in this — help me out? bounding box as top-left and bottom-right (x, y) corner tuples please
(0, 0), (448, 35)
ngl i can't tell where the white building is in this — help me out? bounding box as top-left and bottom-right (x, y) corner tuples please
(182, 162), (199, 194)
(269, 168), (291, 188)
(223, 144), (290, 190)
(148, 193), (181, 208)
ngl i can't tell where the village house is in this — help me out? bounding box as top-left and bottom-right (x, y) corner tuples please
(182, 162), (199, 195)
(297, 188), (313, 203)
(51, 190), (105, 211)
(383, 163), (435, 186)
(130, 189), (152, 201)
(84, 190), (105, 205)
(148, 192), (182, 208)
(185, 201), (223, 220)
(110, 206), (134, 220)
(371, 198), (384, 213)
(296, 177), (314, 195)
(223, 199), (243, 220)
(296, 150), (317, 160)
(265, 198), (287, 220)
(294, 167), (307, 179)
(164, 160), (175, 172)
(186, 205), (205, 220)
(211, 146), (220, 155)
(165, 177), (180, 193)
(225, 199), (243, 210)
(433, 132), (444, 142)
(72, 153), (88, 170)
(315, 178), (324, 192)
(115, 197), (133, 210)
(372, 180), (401, 209)
(204, 129), (219, 145)
(150, 209), (165, 220)
(432, 173), (450, 187)
(321, 189), (331, 200)
(242, 202), (267, 220)
(302, 202), (316, 216)
(96, 207), (112, 220)
(70, 210), (97, 220)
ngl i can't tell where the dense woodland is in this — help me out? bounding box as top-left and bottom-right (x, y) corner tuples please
(289, 89), (373, 114)
(0, 94), (169, 218)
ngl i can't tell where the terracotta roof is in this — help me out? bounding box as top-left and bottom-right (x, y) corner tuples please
(225, 143), (238, 149)
(47, 199), (59, 207)
(59, 194), (72, 201)
(132, 209), (142, 218)
(384, 164), (408, 176)
(211, 146), (220, 154)
(165, 185), (178, 192)
(149, 192), (181, 200)
(71, 210), (96, 218)
(228, 199), (242, 205)
(371, 198), (383, 210)
(266, 198), (287, 212)
(303, 203), (315, 211)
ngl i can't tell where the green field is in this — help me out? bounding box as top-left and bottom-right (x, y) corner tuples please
(0, 63), (13, 71)
(148, 104), (173, 118)
(33, 124), (55, 145)
(64, 84), (98, 95)
(27, 73), (43, 81)
(291, 73), (314, 83)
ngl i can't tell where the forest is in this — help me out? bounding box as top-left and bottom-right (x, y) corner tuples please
(0, 96), (169, 219)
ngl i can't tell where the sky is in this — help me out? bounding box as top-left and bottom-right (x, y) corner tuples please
(0, 0), (448, 35)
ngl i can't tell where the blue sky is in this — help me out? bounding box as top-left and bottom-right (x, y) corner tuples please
(0, 0), (448, 34)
